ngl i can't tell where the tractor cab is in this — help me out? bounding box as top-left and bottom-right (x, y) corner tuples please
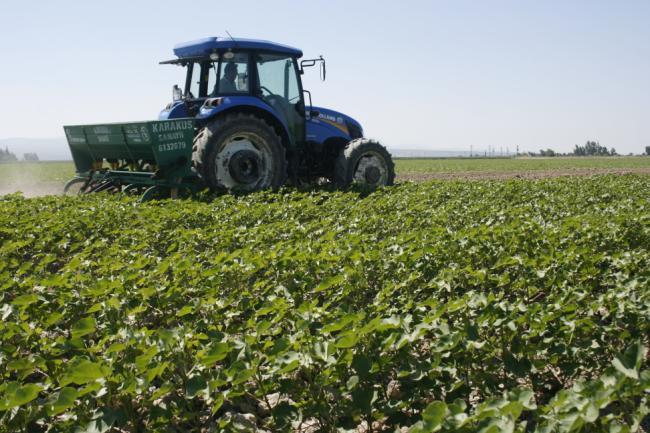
(159, 38), (311, 148)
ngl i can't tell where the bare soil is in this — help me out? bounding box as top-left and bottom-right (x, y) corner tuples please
(397, 167), (650, 182)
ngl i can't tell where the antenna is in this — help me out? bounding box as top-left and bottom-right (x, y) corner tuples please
(225, 30), (235, 42)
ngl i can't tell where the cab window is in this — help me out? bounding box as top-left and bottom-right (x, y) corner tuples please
(256, 54), (301, 104)
(186, 63), (200, 99)
(210, 52), (250, 96)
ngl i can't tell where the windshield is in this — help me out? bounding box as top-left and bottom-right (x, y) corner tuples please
(256, 54), (301, 103)
(185, 52), (250, 99)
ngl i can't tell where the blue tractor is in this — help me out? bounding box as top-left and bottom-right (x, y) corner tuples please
(63, 37), (395, 198)
(159, 37), (395, 191)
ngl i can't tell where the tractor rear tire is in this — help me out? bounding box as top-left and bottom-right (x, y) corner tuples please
(334, 139), (395, 188)
(192, 113), (287, 192)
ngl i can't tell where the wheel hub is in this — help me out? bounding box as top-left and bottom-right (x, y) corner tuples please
(228, 150), (261, 184)
(214, 134), (271, 191)
(354, 152), (388, 186)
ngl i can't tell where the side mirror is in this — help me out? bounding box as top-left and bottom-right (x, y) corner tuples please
(300, 56), (326, 81)
(172, 85), (182, 101)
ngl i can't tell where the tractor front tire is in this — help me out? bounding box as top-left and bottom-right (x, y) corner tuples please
(334, 139), (395, 188)
(192, 114), (287, 192)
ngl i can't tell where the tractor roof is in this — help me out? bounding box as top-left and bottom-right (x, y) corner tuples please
(172, 37), (303, 59)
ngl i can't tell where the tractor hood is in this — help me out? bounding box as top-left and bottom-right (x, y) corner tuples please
(312, 106), (364, 138)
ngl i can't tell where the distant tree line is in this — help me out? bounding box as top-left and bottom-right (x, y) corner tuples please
(0, 146), (17, 163)
(573, 141), (616, 156)
(0, 148), (41, 162)
(523, 141), (620, 157)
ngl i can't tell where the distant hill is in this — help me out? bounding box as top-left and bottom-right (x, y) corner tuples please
(0, 138), (71, 161)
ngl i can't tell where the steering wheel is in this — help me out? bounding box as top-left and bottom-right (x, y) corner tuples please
(260, 86), (288, 110)
(260, 86), (276, 97)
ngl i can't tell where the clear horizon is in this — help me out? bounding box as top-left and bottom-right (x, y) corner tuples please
(1, 0), (648, 154)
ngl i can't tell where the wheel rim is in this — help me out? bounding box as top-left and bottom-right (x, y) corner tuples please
(63, 178), (88, 195)
(353, 151), (389, 186)
(215, 132), (273, 190)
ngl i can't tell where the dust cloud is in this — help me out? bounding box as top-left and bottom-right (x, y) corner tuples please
(0, 181), (63, 198)
(0, 162), (72, 198)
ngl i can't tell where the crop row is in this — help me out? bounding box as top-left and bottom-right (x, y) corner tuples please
(0, 175), (648, 432)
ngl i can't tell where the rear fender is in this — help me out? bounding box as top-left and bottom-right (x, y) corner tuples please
(197, 96), (292, 148)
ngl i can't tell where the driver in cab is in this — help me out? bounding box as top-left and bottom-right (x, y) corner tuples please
(217, 62), (238, 94)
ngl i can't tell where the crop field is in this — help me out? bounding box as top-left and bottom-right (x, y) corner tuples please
(396, 157), (650, 181)
(1, 157), (650, 197)
(1, 175), (648, 432)
(396, 156), (650, 173)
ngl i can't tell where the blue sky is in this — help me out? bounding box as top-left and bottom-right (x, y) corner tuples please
(0, 0), (648, 154)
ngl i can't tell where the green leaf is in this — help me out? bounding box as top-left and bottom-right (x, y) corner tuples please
(60, 358), (111, 386)
(211, 393), (225, 415)
(146, 362), (169, 382)
(74, 408), (126, 433)
(347, 375), (359, 390)
(74, 420), (112, 433)
(508, 388), (536, 410)
(46, 387), (78, 416)
(352, 354), (372, 378)
(185, 376), (207, 399)
(12, 294), (38, 307)
(504, 352), (531, 377)
(275, 360), (298, 375)
(200, 342), (230, 366)
(321, 313), (358, 333)
(177, 305), (194, 317)
(78, 381), (104, 397)
(71, 316), (96, 339)
(314, 274), (345, 293)
(313, 341), (336, 363)
(45, 311), (64, 327)
(7, 358), (32, 372)
(335, 332), (358, 349)
(135, 346), (159, 370)
(105, 342), (126, 354)
(612, 341), (645, 379)
(269, 337), (291, 357)
(0, 382), (43, 410)
(422, 401), (447, 430)
(351, 386), (375, 414)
